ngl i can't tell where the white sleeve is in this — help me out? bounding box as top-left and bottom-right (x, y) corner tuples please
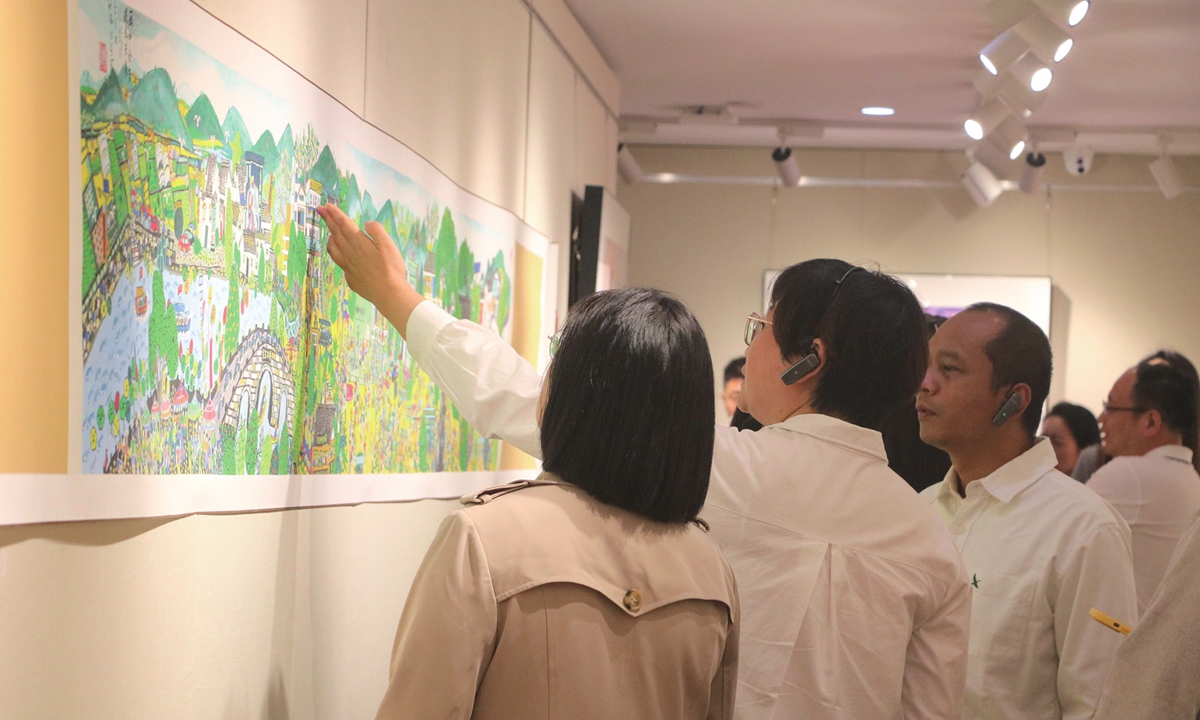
(405, 300), (544, 458)
(1054, 521), (1139, 720)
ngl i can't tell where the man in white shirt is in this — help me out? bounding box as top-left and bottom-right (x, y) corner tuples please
(1095, 510), (1200, 720)
(1088, 353), (1200, 615)
(916, 303), (1138, 720)
(316, 204), (972, 720)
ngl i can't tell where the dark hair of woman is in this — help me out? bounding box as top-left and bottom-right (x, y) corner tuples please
(1047, 402), (1102, 450)
(1135, 351), (1200, 472)
(769, 259), (928, 430)
(881, 314), (951, 493)
(540, 288), (715, 524)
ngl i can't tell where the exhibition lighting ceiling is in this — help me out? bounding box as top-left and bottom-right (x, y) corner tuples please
(963, 0), (1081, 176)
(862, 107), (895, 116)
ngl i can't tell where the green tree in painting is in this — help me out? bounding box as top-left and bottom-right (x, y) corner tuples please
(224, 268), (241, 362)
(245, 407), (260, 474)
(82, 232), (98, 296)
(434, 208), (458, 311)
(221, 426), (237, 474)
(456, 242), (475, 319)
(148, 269), (180, 379)
(287, 219), (307, 294)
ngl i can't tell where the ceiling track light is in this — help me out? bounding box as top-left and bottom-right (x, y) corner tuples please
(996, 76), (1049, 118)
(974, 138), (1018, 177)
(1032, 0), (1089, 27)
(962, 160), (1005, 208)
(1149, 141), (1185, 200)
(986, 0), (1039, 31)
(1014, 12), (1075, 63)
(772, 146), (802, 187)
(964, 98), (1013, 140)
(1009, 53), (1053, 91)
(1019, 150), (1047, 193)
(617, 143), (644, 184)
(980, 30), (1032, 75)
(992, 116), (1029, 159)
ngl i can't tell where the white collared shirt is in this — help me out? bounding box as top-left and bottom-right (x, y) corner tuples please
(920, 440), (1138, 720)
(1086, 444), (1200, 616)
(407, 301), (972, 720)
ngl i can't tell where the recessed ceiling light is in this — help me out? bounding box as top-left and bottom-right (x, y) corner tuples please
(861, 107), (895, 116)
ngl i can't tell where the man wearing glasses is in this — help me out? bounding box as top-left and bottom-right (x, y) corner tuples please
(1088, 353), (1200, 616)
(315, 203), (972, 720)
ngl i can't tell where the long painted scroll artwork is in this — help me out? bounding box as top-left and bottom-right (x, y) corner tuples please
(51, 0), (550, 523)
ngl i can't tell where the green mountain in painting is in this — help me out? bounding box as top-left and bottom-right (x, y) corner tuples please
(360, 191), (377, 224)
(310, 145), (339, 196)
(345, 174), (362, 218)
(183, 92), (223, 143)
(252, 130), (281, 175)
(129, 68), (191, 148)
(89, 70), (128, 120)
(221, 106), (251, 148)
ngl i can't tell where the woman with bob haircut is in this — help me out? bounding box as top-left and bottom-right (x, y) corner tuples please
(315, 205), (738, 720)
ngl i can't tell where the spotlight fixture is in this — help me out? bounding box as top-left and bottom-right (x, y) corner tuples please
(862, 107), (895, 116)
(1019, 151), (1047, 193)
(980, 30), (1031, 75)
(617, 143), (644, 184)
(1014, 13), (1074, 63)
(962, 160), (1004, 208)
(1009, 54), (1053, 91)
(996, 76), (1049, 117)
(985, 0), (1039, 31)
(964, 98), (1012, 140)
(1149, 154), (1185, 200)
(773, 147), (802, 187)
(974, 138), (1018, 177)
(1033, 0), (1089, 27)
(993, 116), (1029, 160)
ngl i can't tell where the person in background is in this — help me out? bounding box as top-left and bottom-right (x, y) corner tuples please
(917, 303), (1137, 720)
(1071, 443), (1107, 483)
(722, 357), (745, 419)
(1094, 510), (1200, 720)
(320, 201), (972, 720)
(1041, 402), (1102, 476)
(336, 244), (741, 714)
(882, 314), (952, 493)
(1087, 352), (1200, 616)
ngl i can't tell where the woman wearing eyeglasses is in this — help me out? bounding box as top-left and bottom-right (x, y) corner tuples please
(317, 204), (738, 720)
(319, 201), (970, 720)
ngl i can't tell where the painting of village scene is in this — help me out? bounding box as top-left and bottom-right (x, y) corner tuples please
(78, 0), (513, 475)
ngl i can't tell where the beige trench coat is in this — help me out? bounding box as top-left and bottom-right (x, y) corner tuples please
(376, 477), (739, 720)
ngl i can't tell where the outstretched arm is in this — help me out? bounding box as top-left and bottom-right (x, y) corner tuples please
(318, 204), (543, 457)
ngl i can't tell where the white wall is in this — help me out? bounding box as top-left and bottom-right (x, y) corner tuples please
(617, 145), (1200, 421)
(0, 0), (617, 717)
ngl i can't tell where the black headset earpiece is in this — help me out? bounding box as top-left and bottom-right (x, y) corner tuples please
(781, 348), (821, 386)
(992, 392), (1023, 427)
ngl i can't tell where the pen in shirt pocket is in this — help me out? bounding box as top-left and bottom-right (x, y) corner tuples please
(1089, 607), (1133, 635)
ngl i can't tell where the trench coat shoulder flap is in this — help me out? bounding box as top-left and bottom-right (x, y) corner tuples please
(459, 476), (738, 623)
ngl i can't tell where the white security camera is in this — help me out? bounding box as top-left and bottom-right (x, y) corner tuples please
(1063, 145), (1095, 175)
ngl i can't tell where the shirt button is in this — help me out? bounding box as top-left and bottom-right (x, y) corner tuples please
(952, 524), (965, 535)
(623, 589), (643, 613)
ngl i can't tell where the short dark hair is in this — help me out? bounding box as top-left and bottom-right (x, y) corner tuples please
(540, 288), (715, 524)
(1134, 353), (1199, 464)
(723, 357), (746, 384)
(966, 302), (1052, 436)
(1047, 402), (1101, 449)
(1140, 351), (1200, 472)
(769, 259), (928, 429)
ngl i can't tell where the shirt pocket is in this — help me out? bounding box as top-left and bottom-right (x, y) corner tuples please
(968, 572), (1036, 670)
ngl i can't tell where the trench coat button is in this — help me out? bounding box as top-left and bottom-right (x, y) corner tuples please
(623, 589), (643, 613)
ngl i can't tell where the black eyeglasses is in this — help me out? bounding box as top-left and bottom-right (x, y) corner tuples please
(1102, 401), (1147, 414)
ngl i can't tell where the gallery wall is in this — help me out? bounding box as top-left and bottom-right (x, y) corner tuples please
(618, 145), (1200, 423)
(0, 0), (618, 717)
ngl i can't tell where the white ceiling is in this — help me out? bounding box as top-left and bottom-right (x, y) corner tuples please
(564, 0), (1200, 154)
